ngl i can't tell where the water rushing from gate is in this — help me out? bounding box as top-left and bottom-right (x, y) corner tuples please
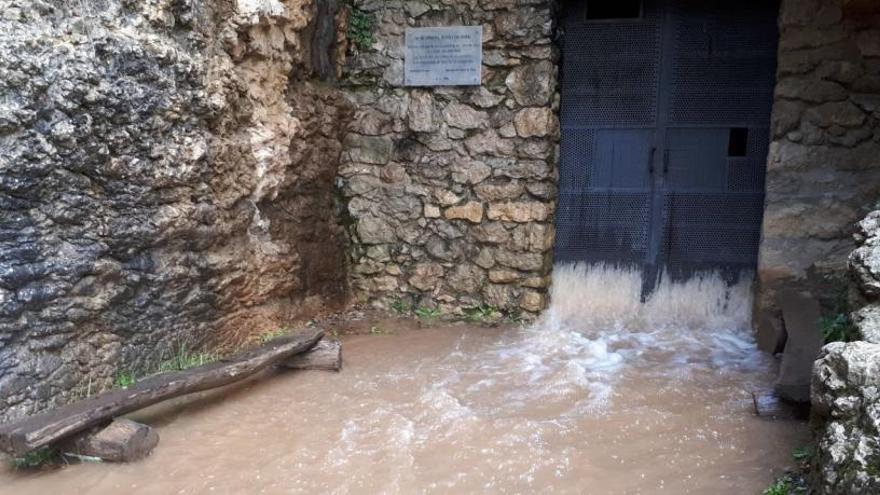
(2, 264), (807, 494)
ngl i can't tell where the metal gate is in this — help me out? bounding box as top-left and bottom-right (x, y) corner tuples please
(554, 0), (779, 291)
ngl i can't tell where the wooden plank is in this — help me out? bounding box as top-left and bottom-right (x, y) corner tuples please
(775, 290), (824, 403)
(281, 338), (342, 371)
(0, 328), (323, 456)
(62, 419), (159, 462)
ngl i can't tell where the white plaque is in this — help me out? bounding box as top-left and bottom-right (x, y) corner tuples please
(405, 26), (482, 86)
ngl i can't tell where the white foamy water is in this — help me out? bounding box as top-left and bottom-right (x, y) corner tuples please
(2, 263), (806, 495)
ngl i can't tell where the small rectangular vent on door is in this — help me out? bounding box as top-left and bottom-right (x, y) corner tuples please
(728, 128), (748, 157)
(586, 0), (642, 20)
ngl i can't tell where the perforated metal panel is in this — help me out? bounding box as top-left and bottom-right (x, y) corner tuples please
(555, 0), (779, 290)
(555, 191), (652, 263)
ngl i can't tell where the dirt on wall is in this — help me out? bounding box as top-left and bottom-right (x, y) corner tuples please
(0, 0), (351, 422)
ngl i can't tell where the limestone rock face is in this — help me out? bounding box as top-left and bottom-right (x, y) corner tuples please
(851, 211), (880, 298)
(812, 209), (880, 493)
(0, 0), (351, 422)
(812, 342), (880, 494)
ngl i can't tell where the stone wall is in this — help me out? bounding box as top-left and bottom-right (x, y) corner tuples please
(338, 0), (558, 317)
(756, 0), (880, 332)
(0, 0), (351, 422)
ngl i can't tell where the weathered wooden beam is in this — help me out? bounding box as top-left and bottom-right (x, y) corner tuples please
(62, 419), (159, 462)
(281, 338), (342, 371)
(0, 328), (323, 456)
(775, 290), (823, 403)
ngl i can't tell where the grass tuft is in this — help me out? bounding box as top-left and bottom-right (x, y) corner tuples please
(156, 343), (218, 373)
(115, 371), (136, 389)
(254, 327), (289, 345)
(9, 448), (60, 470)
(389, 298), (410, 316)
(414, 306), (441, 321)
(820, 312), (858, 344)
(791, 445), (813, 462)
(463, 304), (502, 324)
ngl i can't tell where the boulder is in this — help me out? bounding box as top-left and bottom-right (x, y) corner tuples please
(812, 341), (880, 494)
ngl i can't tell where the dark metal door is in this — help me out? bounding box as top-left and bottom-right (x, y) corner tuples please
(555, 0), (779, 290)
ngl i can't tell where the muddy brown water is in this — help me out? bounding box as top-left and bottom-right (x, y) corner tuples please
(0, 265), (808, 494)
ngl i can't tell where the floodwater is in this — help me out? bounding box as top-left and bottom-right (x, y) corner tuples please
(1, 264), (808, 494)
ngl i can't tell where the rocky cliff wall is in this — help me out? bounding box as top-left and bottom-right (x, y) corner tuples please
(756, 0), (880, 332)
(811, 209), (880, 493)
(0, 0), (350, 422)
(338, 0), (558, 318)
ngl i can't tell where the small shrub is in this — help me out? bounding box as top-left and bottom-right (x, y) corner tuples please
(389, 298), (410, 315)
(414, 306), (441, 320)
(347, 7), (375, 51)
(820, 313), (857, 344)
(464, 304), (502, 324)
(157, 344), (217, 373)
(763, 473), (807, 495)
(115, 371), (136, 389)
(9, 448), (59, 470)
(791, 446), (812, 462)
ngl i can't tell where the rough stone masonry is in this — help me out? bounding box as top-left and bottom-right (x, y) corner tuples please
(756, 0), (880, 333)
(339, 0), (559, 318)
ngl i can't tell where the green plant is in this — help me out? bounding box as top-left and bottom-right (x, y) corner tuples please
(414, 306), (441, 320)
(464, 304), (502, 324)
(389, 298), (410, 315)
(792, 446), (813, 462)
(820, 312), (857, 344)
(506, 310), (526, 325)
(347, 7), (375, 51)
(255, 327), (288, 345)
(157, 344), (217, 373)
(9, 448), (59, 470)
(328, 329), (340, 340)
(763, 474), (807, 495)
(115, 371), (136, 389)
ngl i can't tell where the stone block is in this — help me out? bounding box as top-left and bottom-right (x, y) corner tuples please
(357, 215), (397, 244)
(489, 269), (521, 283)
(805, 101), (866, 128)
(408, 263), (443, 291)
(474, 181), (525, 201)
(451, 161), (491, 184)
(506, 60), (555, 106)
(345, 134), (394, 164)
(519, 290), (545, 312)
(444, 202), (484, 223)
(443, 103), (487, 130)
(63, 419), (159, 463)
(487, 202), (550, 222)
(513, 107), (557, 138)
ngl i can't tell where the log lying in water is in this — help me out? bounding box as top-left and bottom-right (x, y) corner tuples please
(62, 419), (159, 462)
(0, 328), (324, 456)
(281, 338), (342, 371)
